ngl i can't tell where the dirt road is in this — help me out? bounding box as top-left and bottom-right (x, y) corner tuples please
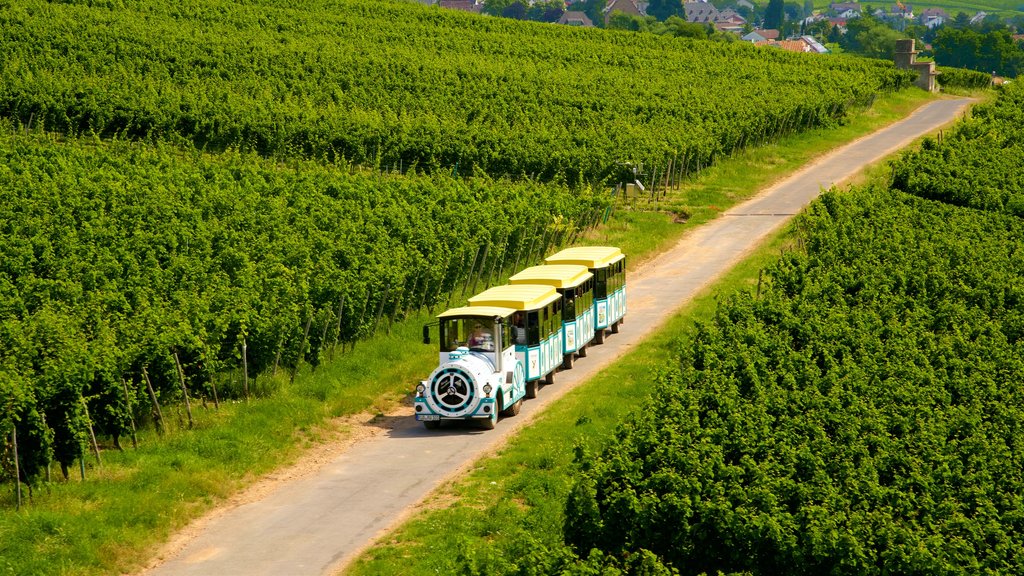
(141, 97), (973, 576)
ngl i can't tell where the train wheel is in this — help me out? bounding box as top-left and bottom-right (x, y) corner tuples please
(578, 344), (588, 358)
(424, 420), (441, 430)
(526, 379), (538, 399)
(502, 397), (523, 417)
(545, 370), (555, 385)
(611, 320), (620, 334)
(480, 411), (496, 430)
(563, 353), (574, 370)
(595, 329), (605, 344)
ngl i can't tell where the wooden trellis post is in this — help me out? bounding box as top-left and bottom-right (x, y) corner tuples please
(142, 366), (164, 436)
(332, 294), (345, 359)
(173, 351), (194, 429)
(241, 338), (250, 400)
(12, 428), (21, 510)
(80, 395), (102, 467)
(121, 379), (138, 448)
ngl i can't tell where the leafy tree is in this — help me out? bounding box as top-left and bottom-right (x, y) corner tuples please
(482, 0), (515, 16)
(647, 0), (685, 21)
(934, 27), (1024, 77)
(502, 1), (528, 19)
(655, 15), (709, 38)
(856, 22), (904, 59)
(783, 2), (801, 22)
(527, 0), (565, 22)
(804, 19), (831, 40)
(763, 0), (784, 30)
(607, 11), (652, 30)
(841, 14), (905, 59)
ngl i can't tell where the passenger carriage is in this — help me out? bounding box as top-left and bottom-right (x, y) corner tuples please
(468, 284), (562, 399)
(508, 264), (594, 370)
(544, 246), (626, 344)
(415, 306), (527, 429)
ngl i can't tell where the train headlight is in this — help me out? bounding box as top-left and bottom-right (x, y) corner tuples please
(483, 383), (493, 396)
(416, 383), (426, 396)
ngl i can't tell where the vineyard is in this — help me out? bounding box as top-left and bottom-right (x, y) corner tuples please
(0, 0), (917, 488)
(564, 83), (1024, 575)
(0, 123), (609, 482)
(0, 0), (914, 184)
(0, 0), (935, 571)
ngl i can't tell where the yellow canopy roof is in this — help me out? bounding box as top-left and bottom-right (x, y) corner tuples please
(545, 246), (625, 269)
(468, 284), (560, 311)
(438, 305), (516, 320)
(508, 264), (593, 289)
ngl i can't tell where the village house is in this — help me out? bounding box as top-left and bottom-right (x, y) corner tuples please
(919, 7), (948, 28)
(828, 17), (849, 32)
(714, 8), (748, 33)
(603, 0), (645, 25)
(890, 3), (914, 19)
(828, 2), (860, 15)
(437, 0), (483, 13)
(683, 1), (720, 24)
(558, 10), (595, 26)
(741, 28), (780, 42)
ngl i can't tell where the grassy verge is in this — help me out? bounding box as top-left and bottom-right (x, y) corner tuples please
(0, 87), (951, 576)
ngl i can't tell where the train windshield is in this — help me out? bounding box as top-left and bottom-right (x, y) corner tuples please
(439, 317), (497, 353)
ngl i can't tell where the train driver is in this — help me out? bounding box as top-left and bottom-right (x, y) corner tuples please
(468, 322), (494, 351)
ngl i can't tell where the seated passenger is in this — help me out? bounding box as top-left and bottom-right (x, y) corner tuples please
(511, 312), (526, 346)
(467, 322), (494, 351)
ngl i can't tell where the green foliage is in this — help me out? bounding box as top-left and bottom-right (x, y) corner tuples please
(0, 0), (912, 185)
(892, 81), (1024, 217)
(763, 0), (785, 31)
(933, 27), (1024, 78)
(936, 66), (993, 89)
(565, 83), (1024, 574)
(568, 185), (1024, 574)
(0, 124), (605, 484)
(647, 0), (685, 22)
(565, 80), (1024, 576)
(840, 15), (907, 60)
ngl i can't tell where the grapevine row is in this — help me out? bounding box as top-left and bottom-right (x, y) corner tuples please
(0, 0), (913, 185)
(0, 126), (605, 482)
(563, 84), (1024, 574)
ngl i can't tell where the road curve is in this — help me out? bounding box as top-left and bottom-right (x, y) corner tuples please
(141, 97), (973, 576)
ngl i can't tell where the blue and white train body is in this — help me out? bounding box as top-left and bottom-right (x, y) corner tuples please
(509, 264), (595, 370)
(545, 246), (626, 345)
(416, 246), (627, 430)
(468, 284), (563, 399)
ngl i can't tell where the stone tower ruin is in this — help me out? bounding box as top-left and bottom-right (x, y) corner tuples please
(894, 39), (939, 92)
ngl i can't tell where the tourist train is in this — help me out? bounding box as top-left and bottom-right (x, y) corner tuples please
(414, 246), (626, 429)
